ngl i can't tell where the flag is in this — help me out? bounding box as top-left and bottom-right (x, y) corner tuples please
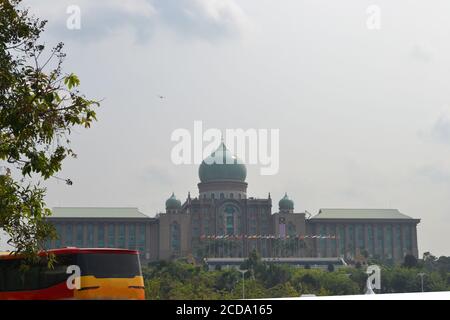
(279, 223), (286, 238)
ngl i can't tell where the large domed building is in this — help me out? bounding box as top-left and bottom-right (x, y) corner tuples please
(46, 142), (420, 266)
(155, 142), (420, 263)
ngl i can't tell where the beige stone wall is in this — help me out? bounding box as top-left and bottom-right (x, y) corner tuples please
(158, 213), (191, 260)
(272, 212), (306, 237)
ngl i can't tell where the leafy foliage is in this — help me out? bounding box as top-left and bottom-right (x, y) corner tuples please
(142, 252), (450, 299)
(402, 254), (418, 268)
(0, 0), (98, 258)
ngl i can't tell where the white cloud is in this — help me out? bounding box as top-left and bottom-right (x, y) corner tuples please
(417, 164), (450, 186)
(410, 43), (435, 62)
(25, 0), (156, 24)
(430, 109), (450, 145)
(24, 0), (249, 41)
(165, 0), (249, 36)
(418, 107), (450, 146)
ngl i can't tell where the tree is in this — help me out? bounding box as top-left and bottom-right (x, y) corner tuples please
(241, 249), (266, 278)
(0, 0), (98, 258)
(381, 267), (420, 293)
(141, 258), (450, 299)
(214, 269), (240, 292)
(260, 264), (292, 288)
(436, 256), (450, 274)
(403, 254), (418, 268)
(266, 282), (298, 298)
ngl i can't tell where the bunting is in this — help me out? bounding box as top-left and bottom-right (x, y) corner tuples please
(199, 234), (339, 240)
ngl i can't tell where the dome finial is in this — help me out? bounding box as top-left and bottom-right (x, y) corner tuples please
(279, 193), (294, 211)
(198, 140), (247, 183)
(166, 192), (181, 210)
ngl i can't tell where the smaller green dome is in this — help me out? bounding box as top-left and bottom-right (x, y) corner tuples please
(166, 193), (181, 210)
(279, 193), (294, 210)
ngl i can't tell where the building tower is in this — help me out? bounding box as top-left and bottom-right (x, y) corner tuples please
(197, 142), (247, 200)
(279, 193), (294, 213)
(165, 193), (181, 214)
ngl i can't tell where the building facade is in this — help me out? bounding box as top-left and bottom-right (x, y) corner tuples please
(46, 143), (420, 264)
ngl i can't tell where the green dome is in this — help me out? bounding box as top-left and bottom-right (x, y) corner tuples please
(199, 142), (247, 183)
(166, 193), (181, 209)
(279, 193), (294, 210)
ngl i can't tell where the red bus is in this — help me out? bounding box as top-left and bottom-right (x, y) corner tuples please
(0, 248), (145, 300)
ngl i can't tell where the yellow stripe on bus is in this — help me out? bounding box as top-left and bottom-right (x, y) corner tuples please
(74, 276), (145, 300)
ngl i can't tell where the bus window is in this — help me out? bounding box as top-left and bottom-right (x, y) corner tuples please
(39, 255), (75, 289)
(1, 260), (40, 291)
(0, 254), (75, 292)
(0, 249), (144, 300)
(76, 253), (141, 278)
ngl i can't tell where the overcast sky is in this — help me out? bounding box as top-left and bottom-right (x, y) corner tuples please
(2, 0), (450, 256)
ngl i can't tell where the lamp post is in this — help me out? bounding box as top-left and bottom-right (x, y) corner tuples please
(238, 269), (247, 300)
(417, 272), (426, 292)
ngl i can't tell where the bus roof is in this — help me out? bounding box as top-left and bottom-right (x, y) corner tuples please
(0, 248), (139, 260)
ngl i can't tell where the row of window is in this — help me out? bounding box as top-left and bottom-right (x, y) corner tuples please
(191, 215), (271, 237)
(49, 223), (147, 253)
(202, 193), (244, 200)
(316, 224), (414, 259)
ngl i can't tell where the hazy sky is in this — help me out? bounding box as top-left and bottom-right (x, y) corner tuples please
(2, 0), (450, 256)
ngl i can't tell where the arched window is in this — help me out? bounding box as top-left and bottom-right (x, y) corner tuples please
(170, 222), (181, 253)
(108, 224), (115, 248)
(288, 222), (296, 237)
(87, 224), (94, 247)
(223, 205), (240, 235)
(395, 225), (402, 258)
(65, 224), (73, 246)
(97, 224), (105, 248)
(128, 224), (136, 249)
(76, 224), (84, 247)
(319, 225), (326, 257)
(405, 225), (412, 253)
(230, 193), (234, 199)
(367, 225), (374, 256)
(211, 193), (215, 199)
(117, 224), (125, 248)
(220, 193), (224, 199)
(55, 224), (62, 248)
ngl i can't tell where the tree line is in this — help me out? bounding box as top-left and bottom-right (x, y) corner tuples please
(142, 251), (450, 299)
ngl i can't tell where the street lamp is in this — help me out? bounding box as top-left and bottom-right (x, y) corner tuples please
(238, 269), (248, 300)
(417, 272), (426, 292)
